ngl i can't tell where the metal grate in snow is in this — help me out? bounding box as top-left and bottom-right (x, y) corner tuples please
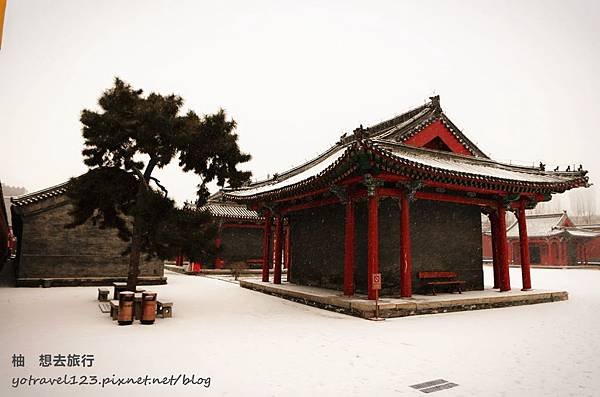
(410, 379), (458, 393)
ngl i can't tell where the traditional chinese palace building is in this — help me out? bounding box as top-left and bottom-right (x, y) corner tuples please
(199, 194), (265, 269)
(483, 212), (600, 266)
(222, 96), (589, 299)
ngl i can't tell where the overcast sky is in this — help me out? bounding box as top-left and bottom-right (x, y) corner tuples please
(1, 0), (599, 211)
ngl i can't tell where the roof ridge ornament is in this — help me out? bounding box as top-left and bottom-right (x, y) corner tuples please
(353, 124), (369, 141)
(429, 95), (441, 115)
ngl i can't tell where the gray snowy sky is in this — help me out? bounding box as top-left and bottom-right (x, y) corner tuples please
(1, 0), (599, 211)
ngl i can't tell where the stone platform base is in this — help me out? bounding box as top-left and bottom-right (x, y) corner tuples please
(16, 276), (168, 288)
(240, 279), (568, 319)
(165, 264), (286, 276)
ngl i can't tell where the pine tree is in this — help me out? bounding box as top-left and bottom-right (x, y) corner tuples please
(66, 78), (251, 290)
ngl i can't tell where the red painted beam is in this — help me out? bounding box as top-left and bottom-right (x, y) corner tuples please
(273, 214), (283, 284)
(414, 191), (497, 207)
(262, 212), (272, 282)
(343, 198), (355, 296)
(273, 187), (331, 204)
(379, 186), (498, 207)
(367, 192), (379, 300)
(400, 189), (412, 298)
(221, 223), (264, 229)
(517, 200), (532, 290)
(350, 189), (367, 200)
(281, 196), (340, 214)
(377, 173), (540, 198)
(337, 175), (367, 186)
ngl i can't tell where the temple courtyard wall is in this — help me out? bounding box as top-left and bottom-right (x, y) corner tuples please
(220, 226), (263, 266)
(12, 195), (164, 287)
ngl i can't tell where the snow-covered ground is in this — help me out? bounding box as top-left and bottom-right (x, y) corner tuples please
(1, 266), (599, 396)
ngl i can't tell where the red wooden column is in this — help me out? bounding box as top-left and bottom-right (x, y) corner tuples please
(262, 211), (272, 282)
(273, 213), (283, 284)
(497, 202), (511, 291)
(367, 192), (379, 300)
(215, 225), (224, 269)
(517, 201), (532, 291)
(284, 220), (291, 282)
(489, 211), (500, 289)
(400, 189), (412, 298)
(343, 198), (355, 296)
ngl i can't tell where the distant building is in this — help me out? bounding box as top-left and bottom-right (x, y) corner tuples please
(10, 183), (165, 287)
(483, 212), (600, 266)
(202, 196), (265, 268)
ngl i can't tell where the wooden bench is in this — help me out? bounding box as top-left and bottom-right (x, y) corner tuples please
(109, 300), (119, 321)
(418, 272), (466, 295)
(157, 301), (173, 318)
(97, 288), (110, 302)
(246, 259), (263, 269)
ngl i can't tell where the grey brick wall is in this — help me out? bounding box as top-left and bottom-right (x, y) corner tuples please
(220, 226), (263, 265)
(288, 204), (345, 289)
(289, 197), (483, 296)
(15, 196), (163, 280)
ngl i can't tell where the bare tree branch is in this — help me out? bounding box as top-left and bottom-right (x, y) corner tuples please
(150, 177), (168, 197)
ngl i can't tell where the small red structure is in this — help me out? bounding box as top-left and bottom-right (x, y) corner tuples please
(483, 212), (600, 266)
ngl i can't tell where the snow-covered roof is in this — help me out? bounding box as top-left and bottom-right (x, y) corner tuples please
(224, 96), (589, 203)
(225, 139), (588, 201)
(202, 202), (262, 221)
(506, 213), (600, 239)
(563, 228), (600, 238)
(225, 144), (349, 199)
(372, 140), (582, 184)
(10, 183), (68, 207)
(507, 213), (565, 238)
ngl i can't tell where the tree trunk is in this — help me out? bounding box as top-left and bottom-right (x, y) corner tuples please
(126, 181), (146, 291)
(126, 160), (157, 291)
(126, 216), (142, 291)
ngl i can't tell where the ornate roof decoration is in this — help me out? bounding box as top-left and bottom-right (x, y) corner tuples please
(359, 96), (488, 158)
(10, 182), (68, 207)
(223, 138), (588, 202)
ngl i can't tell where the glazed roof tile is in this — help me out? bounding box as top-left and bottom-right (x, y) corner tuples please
(225, 140), (587, 200)
(10, 183), (68, 207)
(506, 213), (566, 238)
(506, 213), (600, 239)
(372, 141), (583, 184)
(202, 202), (263, 221)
